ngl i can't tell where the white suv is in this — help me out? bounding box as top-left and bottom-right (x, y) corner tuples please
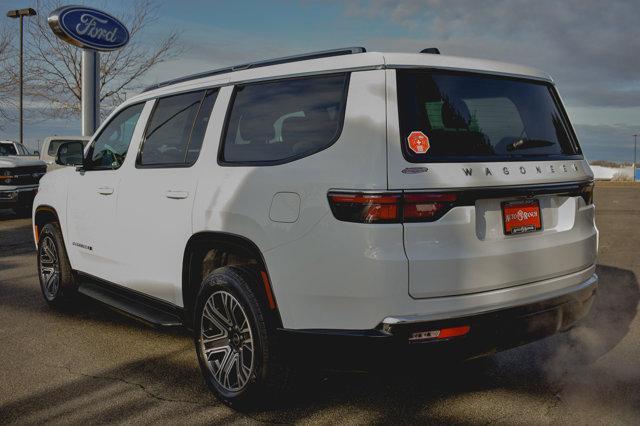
(33, 48), (598, 408)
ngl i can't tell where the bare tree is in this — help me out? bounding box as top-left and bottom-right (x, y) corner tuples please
(27, 0), (181, 119)
(0, 24), (17, 125)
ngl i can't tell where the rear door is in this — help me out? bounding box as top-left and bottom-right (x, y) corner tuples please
(385, 69), (597, 298)
(115, 88), (218, 304)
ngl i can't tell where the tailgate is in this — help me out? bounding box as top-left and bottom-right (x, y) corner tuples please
(384, 68), (597, 298)
(402, 183), (597, 298)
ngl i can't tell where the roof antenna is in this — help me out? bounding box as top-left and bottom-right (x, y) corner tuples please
(420, 48), (440, 54)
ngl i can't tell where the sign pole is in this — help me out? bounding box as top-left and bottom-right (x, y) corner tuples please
(81, 49), (100, 136)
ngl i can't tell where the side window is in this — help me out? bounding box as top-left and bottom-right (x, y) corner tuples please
(221, 74), (349, 164)
(139, 88), (218, 167)
(87, 103), (145, 170)
(48, 141), (62, 156)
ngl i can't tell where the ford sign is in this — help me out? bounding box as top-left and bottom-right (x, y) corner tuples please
(48, 6), (129, 51)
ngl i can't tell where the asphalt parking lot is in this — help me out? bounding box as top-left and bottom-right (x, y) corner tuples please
(0, 183), (639, 424)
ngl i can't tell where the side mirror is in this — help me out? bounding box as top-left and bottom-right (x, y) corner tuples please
(33, 150), (40, 156)
(55, 141), (85, 167)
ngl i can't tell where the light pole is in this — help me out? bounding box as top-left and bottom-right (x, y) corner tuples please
(633, 134), (638, 181)
(6, 8), (37, 147)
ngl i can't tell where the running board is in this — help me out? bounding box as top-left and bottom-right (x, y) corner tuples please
(77, 273), (183, 327)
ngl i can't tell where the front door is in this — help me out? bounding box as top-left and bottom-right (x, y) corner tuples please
(66, 102), (148, 282)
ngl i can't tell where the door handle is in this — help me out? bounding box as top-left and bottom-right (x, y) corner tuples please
(165, 190), (189, 200)
(97, 186), (114, 195)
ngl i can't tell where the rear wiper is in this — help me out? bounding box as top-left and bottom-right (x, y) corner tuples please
(507, 138), (554, 152)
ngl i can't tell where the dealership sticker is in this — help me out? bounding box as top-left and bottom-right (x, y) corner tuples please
(407, 131), (430, 154)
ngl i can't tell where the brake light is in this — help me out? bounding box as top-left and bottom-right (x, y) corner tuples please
(328, 193), (401, 223)
(328, 191), (457, 223)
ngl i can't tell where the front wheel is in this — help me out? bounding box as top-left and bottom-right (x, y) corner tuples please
(193, 265), (293, 409)
(37, 222), (77, 307)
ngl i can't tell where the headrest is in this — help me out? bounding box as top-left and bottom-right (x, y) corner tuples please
(238, 109), (276, 143)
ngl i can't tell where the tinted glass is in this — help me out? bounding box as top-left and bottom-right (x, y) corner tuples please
(186, 89), (217, 164)
(58, 141), (84, 165)
(397, 70), (580, 162)
(222, 74), (348, 164)
(88, 103), (144, 170)
(17, 144), (30, 155)
(0, 143), (17, 156)
(140, 91), (206, 166)
(48, 139), (87, 156)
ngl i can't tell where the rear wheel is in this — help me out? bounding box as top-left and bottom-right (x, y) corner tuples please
(37, 222), (76, 307)
(194, 265), (293, 409)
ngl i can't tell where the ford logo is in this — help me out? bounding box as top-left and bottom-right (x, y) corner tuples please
(48, 6), (129, 51)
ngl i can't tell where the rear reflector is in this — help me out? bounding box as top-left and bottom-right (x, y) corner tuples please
(437, 325), (471, 339)
(328, 191), (457, 223)
(409, 325), (471, 342)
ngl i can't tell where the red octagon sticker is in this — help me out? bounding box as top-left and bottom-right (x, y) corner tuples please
(407, 131), (430, 154)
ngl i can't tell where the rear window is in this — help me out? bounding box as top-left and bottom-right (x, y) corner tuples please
(0, 143), (17, 156)
(221, 74), (349, 165)
(396, 70), (581, 162)
(139, 89), (218, 167)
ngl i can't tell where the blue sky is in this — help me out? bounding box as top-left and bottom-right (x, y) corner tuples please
(3, 0), (639, 162)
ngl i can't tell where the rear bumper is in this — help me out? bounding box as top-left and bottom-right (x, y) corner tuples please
(0, 185), (38, 209)
(278, 273), (597, 369)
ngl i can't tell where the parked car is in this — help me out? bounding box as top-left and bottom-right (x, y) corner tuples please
(39, 136), (90, 171)
(32, 47), (598, 408)
(0, 140), (39, 158)
(1, 141), (46, 214)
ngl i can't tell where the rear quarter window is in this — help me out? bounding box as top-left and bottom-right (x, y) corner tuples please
(396, 70), (581, 163)
(220, 73), (349, 165)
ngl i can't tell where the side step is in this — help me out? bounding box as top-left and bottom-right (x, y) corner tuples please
(77, 275), (183, 327)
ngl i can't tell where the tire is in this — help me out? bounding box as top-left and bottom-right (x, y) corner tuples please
(193, 265), (293, 409)
(37, 222), (77, 307)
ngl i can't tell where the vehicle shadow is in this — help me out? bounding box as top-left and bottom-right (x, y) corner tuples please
(1, 264), (637, 423)
(245, 263), (639, 422)
(0, 208), (31, 221)
(0, 353), (233, 425)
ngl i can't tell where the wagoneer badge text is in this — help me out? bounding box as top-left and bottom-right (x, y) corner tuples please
(462, 163), (581, 177)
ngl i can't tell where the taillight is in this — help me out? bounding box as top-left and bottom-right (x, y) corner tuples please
(402, 193), (457, 222)
(328, 193), (401, 223)
(328, 191), (457, 223)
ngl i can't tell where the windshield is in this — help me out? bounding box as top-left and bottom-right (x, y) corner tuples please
(0, 143), (17, 156)
(396, 70), (581, 162)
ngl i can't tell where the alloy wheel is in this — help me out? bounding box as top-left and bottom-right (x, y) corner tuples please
(200, 290), (255, 392)
(39, 235), (60, 300)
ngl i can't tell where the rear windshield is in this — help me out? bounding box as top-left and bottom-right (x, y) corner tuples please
(396, 70), (581, 162)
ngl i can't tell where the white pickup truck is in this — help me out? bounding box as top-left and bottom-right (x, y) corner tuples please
(0, 140), (47, 214)
(39, 136), (90, 171)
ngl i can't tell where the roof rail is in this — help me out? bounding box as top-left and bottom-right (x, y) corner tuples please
(143, 46), (367, 92)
